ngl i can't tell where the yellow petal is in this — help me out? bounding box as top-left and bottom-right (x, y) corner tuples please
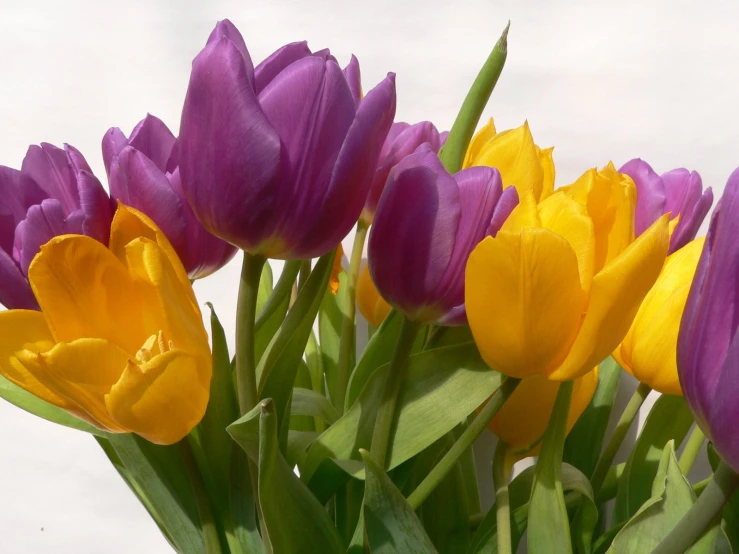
(465, 229), (587, 379)
(15, 338), (131, 432)
(501, 188), (541, 233)
(489, 367), (599, 456)
(548, 214), (670, 381)
(537, 146), (555, 199)
(356, 263), (392, 327)
(617, 237), (705, 395)
(463, 117), (497, 168)
(329, 244), (344, 295)
(28, 235), (149, 354)
(106, 349), (209, 445)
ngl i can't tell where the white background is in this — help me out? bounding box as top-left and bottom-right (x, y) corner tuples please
(0, 0), (733, 551)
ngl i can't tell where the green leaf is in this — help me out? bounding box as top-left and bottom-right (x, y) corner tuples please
(0, 374), (102, 435)
(607, 441), (719, 553)
(707, 443), (739, 553)
(291, 387), (340, 425)
(254, 260), (300, 363)
(300, 342), (503, 501)
(228, 402), (262, 462)
(564, 356), (621, 477)
(318, 269), (347, 405)
(286, 430), (319, 467)
(258, 399), (344, 554)
(256, 261), (274, 315)
(614, 394), (694, 523)
(361, 449), (439, 554)
(289, 361), (315, 432)
(257, 250), (335, 440)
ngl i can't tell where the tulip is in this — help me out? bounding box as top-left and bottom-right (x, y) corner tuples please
(103, 113), (237, 279)
(490, 368), (599, 457)
(613, 237), (704, 395)
(0, 143), (112, 310)
(466, 163), (670, 381)
(463, 117), (555, 201)
(361, 121), (442, 223)
(356, 262), (392, 327)
(179, 19), (396, 259)
(368, 145), (518, 326)
(679, 169), (739, 471)
(620, 158), (713, 252)
(0, 204), (211, 445)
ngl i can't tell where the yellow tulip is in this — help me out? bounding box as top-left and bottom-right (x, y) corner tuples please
(613, 237), (705, 395)
(466, 164), (670, 381)
(356, 262), (392, 328)
(463, 118), (555, 202)
(0, 204), (211, 445)
(489, 367), (599, 458)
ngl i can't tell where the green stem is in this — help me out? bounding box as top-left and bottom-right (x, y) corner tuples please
(336, 221), (369, 413)
(306, 330), (326, 433)
(298, 259), (311, 290)
(678, 425), (706, 476)
(255, 260), (301, 331)
(597, 462), (625, 504)
(493, 441), (513, 554)
(652, 461), (739, 554)
(590, 382), (651, 495)
(180, 440), (224, 554)
(438, 22), (509, 174)
(408, 377), (521, 510)
(369, 317), (420, 468)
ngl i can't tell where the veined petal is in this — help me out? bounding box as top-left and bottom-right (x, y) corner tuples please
(0, 249), (37, 309)
(619, 158), (666, 236)
(537, 146), (555, 199)
(106, 349), (209, 445)
(17, 199), (84, 274)
(548, 214), (669, 381)
(462, 118), (497, 168)
(254, 41), (311, 94)
(465, 229), (587, 379)
(127, 114), (177, 172)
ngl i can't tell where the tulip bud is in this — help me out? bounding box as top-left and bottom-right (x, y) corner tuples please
(369, 145), (518, 325)
(356, 262), (392, 327)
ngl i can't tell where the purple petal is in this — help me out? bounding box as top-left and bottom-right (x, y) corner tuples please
(619, 158), (666, 236)
(488, 186), (520, 237)
(293, 72), (397, 258)
(21, 143), (80, 214)
(0, 165), (47, 223)
(662, 169), (713, 252)
(0, 247), (36, 310)
(127, 114), (177, 173)
(102, 127), (129, 176)
(706, 327), (739, 470)
(179, 35), (281, 252)
(343, 55), (362, 106)
(206, 19), (255, 87)
(254, 41), (311, 94)
(439, 131), (449, 146)
(64, 144), (112, 244)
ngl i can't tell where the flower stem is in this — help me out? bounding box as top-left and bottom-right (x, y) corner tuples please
(678, 425), (706, 476)
(590, 382), (651, 495)
(335, 220), (369, 413)
(369, 317), (420, 468)
(493, 440), (513, 554)
(652, 460), (739, 554)
(408, 377), (521, 510)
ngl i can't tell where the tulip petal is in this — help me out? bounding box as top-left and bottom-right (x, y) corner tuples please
(343, 54), (362, 106)
(706, 329), (739, 471)
(619, 159), (666, 236)
(463, 118), (497, 168)
(102, 127), (129, 175)
(487, 186), (519, 236)
(0, 248), (36, 309)
(0, 165), (47, 223)
(537, 146), (555, 199)
(127, 114), (177, 173)
(106, 349), (208, 445)
(663, 169), (713, 252)
(21, 143), (80, 215)
(466, 228), (587, 379)
(254, 41), (312, 94)
(206, 19), (255, 86)
(76, 169), (113, 245)
(548, 214), (669, 381)
(28, 235), (148, 354)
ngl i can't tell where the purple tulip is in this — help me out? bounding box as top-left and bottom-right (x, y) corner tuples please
(0, 144), (112, 309)
(368, 145), (518, 326)
(619, 158), (713, 252)
(103, 114), (237, 279)
(178, 19), (396, 260)
(361, 121), (443, 223)
(679, 167), (739, 472)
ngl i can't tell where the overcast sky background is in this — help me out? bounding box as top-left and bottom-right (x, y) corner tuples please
(0, 0), (735, 551)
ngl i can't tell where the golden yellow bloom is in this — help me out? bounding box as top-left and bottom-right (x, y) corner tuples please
(466, 164), (670, 381)
(0, 204), (211, 445)
(329, 244), (345, 295)
(613, 237), (705, 395)
(489, 368), (599, 457)
(356, 262), (392, 327)
(463, 118), (554, 202)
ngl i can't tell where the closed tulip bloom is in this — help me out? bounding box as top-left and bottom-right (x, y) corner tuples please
(679, 169), (739, 471)
(361, 121), (442, 222)
(0, 205), (211, 445)
(0, 143), (112, 310)
(103, 113), (237, 279)
(613, 237), (704, 395)
(369, 145), (518, 326)
(620, 158), (713, 252)
(356, 262), (392, 327)
(467, 163), (670, 381)
(490, 368), (599, 457)
(179, 19), (397, 259)
(463, 117), (555, 202)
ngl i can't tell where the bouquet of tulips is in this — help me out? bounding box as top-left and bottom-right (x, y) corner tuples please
(2, 16), (739, 554)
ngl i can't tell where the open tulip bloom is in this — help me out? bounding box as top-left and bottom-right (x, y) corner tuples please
(1, 16), (738, 554)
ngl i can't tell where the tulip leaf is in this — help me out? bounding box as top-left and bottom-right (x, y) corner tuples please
(227, 402), (262, 462)
(614, 394), (694, 523)
(361, 449), (439, 554)
(606, 441), (720, 553)
(564, 356), (622, 477)
(258, 399), (345, 553)
(257, 250), (335, 442)
(256, 261), (274, 315)
(319, 269), (350, 405)
(287, 430), (319, 467)
(0, 374), (103, 436)
(707, 443), (739, 553)
(300, 342), (502, 501)
(291, 387), (340, 425)
(255, 261), (300, 363)
(289, 361), (316, 433)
